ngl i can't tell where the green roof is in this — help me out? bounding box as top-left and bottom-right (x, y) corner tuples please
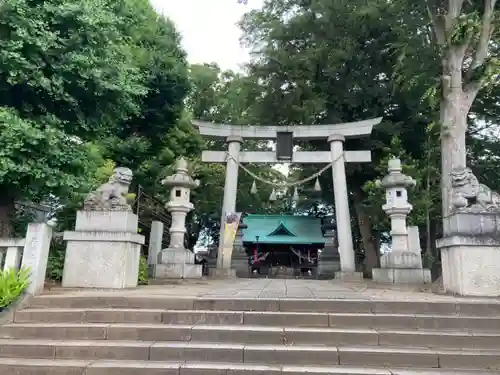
(242, 214), (325, 245)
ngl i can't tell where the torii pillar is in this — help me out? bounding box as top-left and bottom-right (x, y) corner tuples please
(194, 118), (382, 279)
(217, 135), (242, 271)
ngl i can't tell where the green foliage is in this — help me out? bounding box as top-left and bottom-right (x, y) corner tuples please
(184, 63), (288, 245)
(0, 267), (30, 310)
(422, 251), (436, 269)
(0, 0), (194, 235)
(46, 239), (66, 282)
(362, 133), (441, 236)
(0, 0), (147, 137)
(101, 1), (193, 196)
(138, 256), (148, 285)
(10, 205), (36, 238)
(0, 107), (99, 201)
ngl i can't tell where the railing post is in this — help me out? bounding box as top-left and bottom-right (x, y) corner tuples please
(148, 220), (163, 277)
(0, 239), (26, 272)
(21, 223), (53, 295)
(4, 246), (23, 271)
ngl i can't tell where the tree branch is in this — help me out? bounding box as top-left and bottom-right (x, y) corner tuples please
(427, 4), (446, 46)
(445, 0), (465, 30)
(464, 79), (482, 95)
(469, 0), (497, 71)
(464, 0), (497, 91)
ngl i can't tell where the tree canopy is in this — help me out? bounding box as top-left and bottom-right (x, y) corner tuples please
(0, 0), (198, 235)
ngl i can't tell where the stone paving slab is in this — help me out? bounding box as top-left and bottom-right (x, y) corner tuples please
(41, 278), (500, 302)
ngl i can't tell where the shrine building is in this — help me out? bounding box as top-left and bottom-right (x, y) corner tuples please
(241, 214), (326, 277)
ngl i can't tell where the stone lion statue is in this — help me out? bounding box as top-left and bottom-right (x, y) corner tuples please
(84, 167), (134, 211)
(450, 167), (500, 212)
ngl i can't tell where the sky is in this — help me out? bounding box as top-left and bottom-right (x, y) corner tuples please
(150, 0), (264, 71)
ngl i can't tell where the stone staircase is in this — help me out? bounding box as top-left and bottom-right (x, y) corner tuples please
(1, 294), (500, 374)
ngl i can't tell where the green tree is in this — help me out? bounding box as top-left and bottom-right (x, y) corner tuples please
(101, 0), (194, 195)
(389, 0), (500, 222)
(239, 0), (427, 272)
(0, 0), (148, 234)
(186, 63), (288, 245)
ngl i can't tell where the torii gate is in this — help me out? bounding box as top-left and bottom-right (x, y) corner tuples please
(193, 118), (382, 278)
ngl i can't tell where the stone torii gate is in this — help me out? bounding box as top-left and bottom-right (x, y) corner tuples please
(193, 118), (382, 279)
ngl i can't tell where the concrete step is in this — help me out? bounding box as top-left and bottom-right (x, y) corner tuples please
(2, 323), (500, 349)
(1, 339), (500, 369)
(0, 358), (493, 375)
(15, 308), (500, 331)
(27, 295), (500, 316)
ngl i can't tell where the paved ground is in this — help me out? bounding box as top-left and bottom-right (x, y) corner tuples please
(42, 278), (500, 302)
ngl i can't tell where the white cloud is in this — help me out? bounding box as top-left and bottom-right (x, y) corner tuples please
(150, 0), (264, 71)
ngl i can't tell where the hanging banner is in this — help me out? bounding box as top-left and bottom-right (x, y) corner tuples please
(221, 212), (242, 267)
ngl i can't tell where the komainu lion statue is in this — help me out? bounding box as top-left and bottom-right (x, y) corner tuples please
(450, 168), (500, 212)
(84, 167), (134, 211)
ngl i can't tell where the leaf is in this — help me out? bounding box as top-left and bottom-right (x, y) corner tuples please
(0, 266), (31, 309)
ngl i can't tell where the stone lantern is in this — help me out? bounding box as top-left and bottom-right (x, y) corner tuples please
(153, 158), (202, 279)
(372, 158), (431, 284)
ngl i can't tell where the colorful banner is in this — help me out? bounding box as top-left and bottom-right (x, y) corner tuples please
(223, 212), (242, 250)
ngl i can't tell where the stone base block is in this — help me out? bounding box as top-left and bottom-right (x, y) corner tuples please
(152, 263), (202, 279)
(159, 248), (195, 264)
(74, 210), (138, 233)
(62, 231), (144, 289)
(438, 235), (500, 296)
(209, 268), (237, 278)
(334, 271), (363, 282)
(317, 259), (341, 279)
(372, 268), (431, 284)
(380, 251), (422, 269)
(231, 255), (250, 278)
(233, 264), (250, 278)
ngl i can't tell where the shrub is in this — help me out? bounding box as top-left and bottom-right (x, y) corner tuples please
(46, 238), (66, 281)
(138, 255), (148, 285)
(0, 267), (30, 310)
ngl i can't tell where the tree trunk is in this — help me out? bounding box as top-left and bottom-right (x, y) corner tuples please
(352, 191), (379, 276)
(0, 194), (16, 237)
(439, 40), (481, 231)
(440, 67), (479, 234)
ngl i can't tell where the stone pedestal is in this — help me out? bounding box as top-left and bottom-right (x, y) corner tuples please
(334, 271), (363, 281)
(210, 267), (237, 278)
(62, 211), (144, 289)
(317, 251), (340, 279)
(154, 247), (202, 279)
(318, 223), (340, 279)
(438, 211), (500, 296)
(231, 222), (249, 278)
(373, 227), (431, 284)
(372, 267), (431, 284)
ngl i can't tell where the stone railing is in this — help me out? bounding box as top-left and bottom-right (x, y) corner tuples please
(0, 223), (53, 295)
(0, 238), (25, 272)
